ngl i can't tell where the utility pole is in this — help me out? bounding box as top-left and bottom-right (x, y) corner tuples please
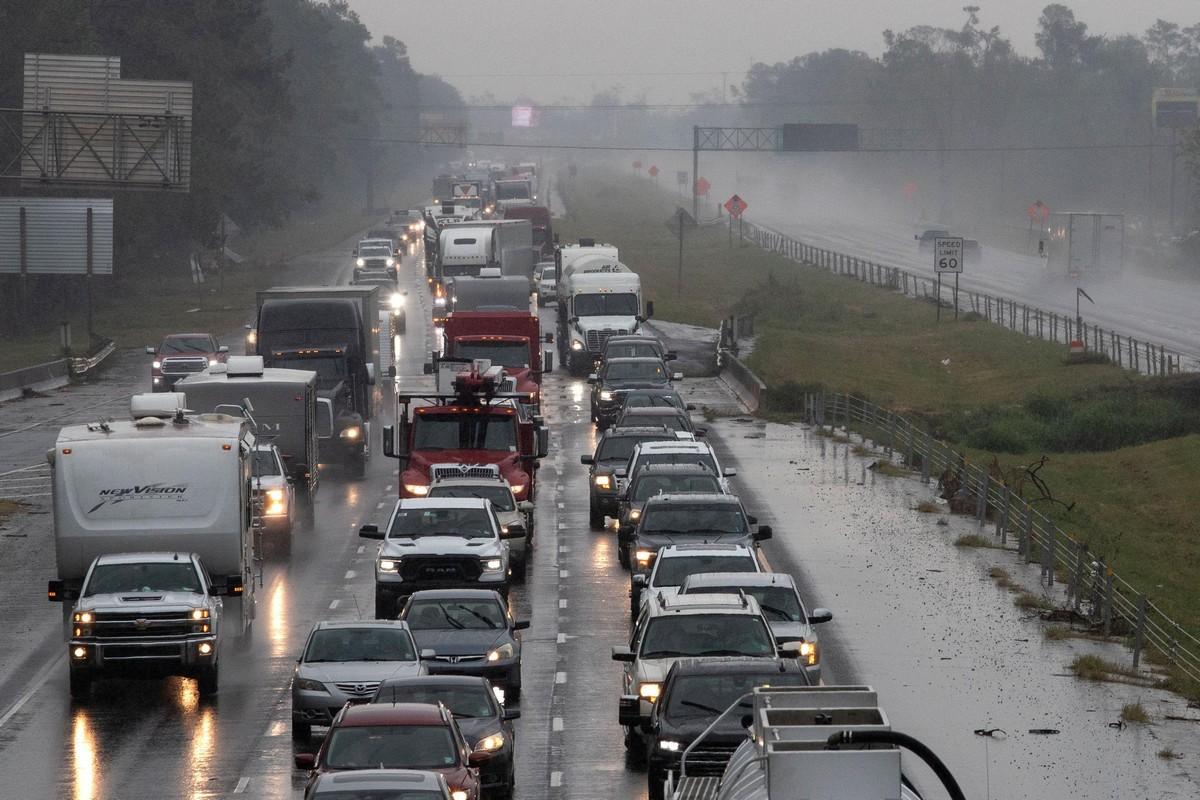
(677, 208), (685, 297)
(692, 126), (700, 221)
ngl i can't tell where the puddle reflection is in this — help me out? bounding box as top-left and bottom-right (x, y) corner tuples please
(71, 711), (99, 800)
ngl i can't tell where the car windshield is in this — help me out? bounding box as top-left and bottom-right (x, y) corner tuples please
(389, 508), (494, 539)
(574, 293), (638, 317)
(620, 412), (686, 432)
(605, 343), (659, 360)
(633, 474), (720, 501)
(159, 336), (213, 354)
(605, 362), (666, 382)
(641, 506), (747, 534)
(406, 599), (506, 630)
(496, 182), (530, 199)
(664, 673), (811, 719)
(413, 414), (517, 452)
(636, 452), (718, 475)
(624, 392), (683, 411)
(428, 485), (515, 511)
(652, 555), (758, 588)
(540, 266), (556, 279)
(84, 563), (201, 596)
(640, 614), (775, 659)
(273, 356), (347, 390)
(453, 341), (530, 368)
(304, 627), (417, 663)
(373, 684), (496, 718)
(253, 451), (282, 477)
(312, 790), (444, 800)
(360, 247), (392, 259)
(324, 725), (457, 770)
(596, 435), (671, 464)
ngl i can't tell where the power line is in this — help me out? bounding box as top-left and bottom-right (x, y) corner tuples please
(429, 70), (743, 79)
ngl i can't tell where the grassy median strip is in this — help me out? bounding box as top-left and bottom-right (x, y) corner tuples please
(558, 168), (1200, 640)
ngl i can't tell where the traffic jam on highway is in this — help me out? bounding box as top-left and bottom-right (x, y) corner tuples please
(0, 160), (978, 800)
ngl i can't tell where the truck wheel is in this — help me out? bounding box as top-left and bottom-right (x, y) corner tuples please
(589, 504), (604, 531)
(292, 717), (312, 741)
(647, 764), (667, 800)
(347, 453), (366, 479)
(197, 664), (219, 697)
(68, 670), (91, 701)
(618, 544), (631, 570)
(623, 728), (646, 763)
(375, 589), (396, 620)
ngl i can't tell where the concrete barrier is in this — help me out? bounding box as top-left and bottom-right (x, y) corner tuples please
(0, 358), (70, 403)
(719, 350), (766, 413)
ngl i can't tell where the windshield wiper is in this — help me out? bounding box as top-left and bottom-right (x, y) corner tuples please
(760, 604), (798, 621)
(678, 699), (724, 714)
(453, 604), (500, 628)
(640, 650), (684, 659)
(440, 608), (466, 629)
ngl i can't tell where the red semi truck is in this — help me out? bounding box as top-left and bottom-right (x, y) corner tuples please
(383, 365), (549, 501)
(442, 312), (550, 406)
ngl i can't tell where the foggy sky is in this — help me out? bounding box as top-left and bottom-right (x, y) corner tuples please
(347, 0), (1199, 104)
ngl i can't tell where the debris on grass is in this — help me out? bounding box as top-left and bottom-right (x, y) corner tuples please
(954, 533), (995, 549)
(1070, 654), (1146, 684)
(1014, 591), (1053, 610)
(1158, 747), (1179, 760)
(870, 460), (909, 478)
(1121, 702), (1150, 723)
(915, 500), (939, 513)
(0, 500), (24, 526)
(988, 567), (1012, 589)
(1044, 624), (1071, 640)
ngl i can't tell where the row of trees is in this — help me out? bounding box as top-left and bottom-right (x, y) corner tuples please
(0, 0), (464, 278)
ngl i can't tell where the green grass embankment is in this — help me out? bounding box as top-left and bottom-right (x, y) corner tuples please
(558, 168), (1200, 638)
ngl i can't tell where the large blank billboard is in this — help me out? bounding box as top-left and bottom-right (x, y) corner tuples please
(0, 198), (114, 275)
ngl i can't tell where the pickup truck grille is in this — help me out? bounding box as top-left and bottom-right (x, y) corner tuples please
(678, 743), (740, 776)
(362, 258), (389, 269)
(400, 556), (483, 582)
(431, 463), (501, 481)
(586, 329), (628, 352)
(160, 356), (209, 375)
(94, 610), (195, 638)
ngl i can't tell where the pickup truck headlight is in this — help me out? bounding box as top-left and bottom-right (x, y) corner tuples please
(594, 474), (612, 489)
(509, 483), (526, 497)
(476, 732), (506, 751)
(451, 791), (468, 800)
(483, 558), (504, 573)
(152, 360), (161, 370)
(570, 339), (584, 351)
(658, 739), (682, 752)
(434, 296), (447, 307)
(638, 682), (661, 701)
(386, 257), (396, 266)
(378, 558), (401, 573)
(356, 257), (366, 267)
(294, 677), (327, 692)
(404, 483), (430, 496)
(338, 426), (361, 441)
(73, 611), (94, 624)
(487, 643), (515, 662)
(798, 640), (819, 666)
(264, 488), (287, 516)
(190, 608), (210, 620)
(635, 549), (654, 565)
(629, 509), (641, 521)
(599, 390), (614, 402)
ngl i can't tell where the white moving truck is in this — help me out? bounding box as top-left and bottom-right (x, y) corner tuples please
(47, 393), (256, 698)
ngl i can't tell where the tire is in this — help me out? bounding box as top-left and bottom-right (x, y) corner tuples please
(375, 589), (396, 620)
(68, 670), (91, 701)
(589, 504), (604, 531)
(618, 543), (631, 569)
(647, 763), (667, 800)
(630, 588), (641, 621)
(197, 664), (219, 697)
(513, 555), (528, 583)
(292, 717), (312, 741)
(623, 727), (646, 763)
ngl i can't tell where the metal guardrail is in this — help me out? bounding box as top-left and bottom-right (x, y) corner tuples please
(792, 389), (1200, 687)
(739, 219), (1200, 376)
(70, 337), (116, 376)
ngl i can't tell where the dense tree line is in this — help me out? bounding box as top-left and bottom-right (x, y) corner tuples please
(0, 0), (463, 279)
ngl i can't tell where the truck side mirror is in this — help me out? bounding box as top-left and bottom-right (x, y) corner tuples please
(808, 608), (834, 625)
(144, 346), (156, 355)
(47, 579), (66, 602)
(543, 332), (554, 343)
(360, 524), (385, 540)
(754, 525), (773, 541)
(225, 575), (244, 596)
(645, 301), (655, 318)
(611, 646), (635, 663)
(381, 425), (396, 459)
(580, 455), (594, 465)
(294, 753), (316, 770)
(536, 427), (549, 459)
(665, 351), (677, 361)
(218, 345), (229, 353)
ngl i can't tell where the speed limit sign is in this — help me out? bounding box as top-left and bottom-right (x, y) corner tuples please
(934, 237), (963, 274)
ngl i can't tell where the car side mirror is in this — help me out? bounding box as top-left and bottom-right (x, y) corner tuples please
(615, 467), (627, 478)
(645, 301), (655, 318)
(381, 425), (395, 459)
(144, 346), (156, 355)
(360, 524), (385, 540)
(536, 427), (550, 459)
(224, 576), (244, 596)
(686, 404), (696, 411)
(468, 750), (492, 766)
(754, 525), (773, 541)
(611, 646), (635, 663)
(723, 468), (737, 478)
(218, 345), (229, 353)
(808, 608), (834, 625)
(420, 648), (437, 660)
(365, 363), (376, 386)
(518, 501), (535, 512)
(513, 619), (530, 631)
(502, 707), (521, 721)
(294, 753), (316, 770)
(747, 515), (758, 525)
(672, 372), (684, 381)
(632, 574), (647, 588)
(580, 455), (594, 465)
(695, 427), (708, 438)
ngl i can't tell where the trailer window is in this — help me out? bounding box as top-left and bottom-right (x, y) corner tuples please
(573, 293), (638, 317)
(413, 413), (517, 451)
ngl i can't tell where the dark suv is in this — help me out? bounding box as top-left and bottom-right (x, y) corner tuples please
(589, 357), (681, 430)
(641, 658), (812, 800)
(629, 493), (771, 577)
(581, 426), (677, 529)
(596, 334), (676, 366)
(616, 464), (724, 567)
(145, 333), (227, 391)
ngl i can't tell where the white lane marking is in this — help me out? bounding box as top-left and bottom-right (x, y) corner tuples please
(558, 545), (569, 553)
(555, 671), (567, 684)
(557, 502), (564, 509)
(559, 599), (568, 609)
(344, 570), (356, 579)
(0, 653), (64, 730)
(233, 777), (250, 794)
(550, 771), (563, 788)
(552, 717), (564, 732)
(556, 484), (564, 491)
(557, 522), (566, 530)
(376, 501), (386, 510)
(357, 545), (365, 554)
(559, 570), (569, 578)
(329, 599), (340, 610)
(385, 485), (393, 492)
(556, 633), (567, 644)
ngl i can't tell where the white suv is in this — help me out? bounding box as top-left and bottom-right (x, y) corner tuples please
(632, 543), (760, 617)
(427, 466), (534, 581)
(360, 498), (510, 619)
(611, 592), (793, 751)
(616, 440), (735, 495)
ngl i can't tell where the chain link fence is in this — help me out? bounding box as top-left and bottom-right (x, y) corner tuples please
(786, 389), (1200, 688)
(739, 219), (1199, 376)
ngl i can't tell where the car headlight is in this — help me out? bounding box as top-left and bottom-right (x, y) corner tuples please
(190, 608), (210, 621)
(73, 611), (94, 624)
(635, 549), (653, 564)
(356, 257), (365, 267)
(389, 292), (405, 311)
(510, 483), (526, 497)
(246, 330), (257, 345)
(477, 732), (506, 751)
(487, 643), (515, 662)
(594, 474), (612, 490)
(629, 509), (641, 521)
(378, 558), (400, 572)
(387, 257), (396, 266)
(483, 557), (504, 572)
(570, 339), (584, 351)
(434, 296), (447, 307)
(599, 390), (613, 402)
(294, 677), (327, 692)
(151, 360), (161, 370)
(638, 682), (661, 701)
(404, 483), (430, 496)
(798, 640), (819, 666)
(339, 426), (361, 441)
(658, 739), (682, 752)
(451, 791), (468, 800)
(265, 488), (287, 515)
